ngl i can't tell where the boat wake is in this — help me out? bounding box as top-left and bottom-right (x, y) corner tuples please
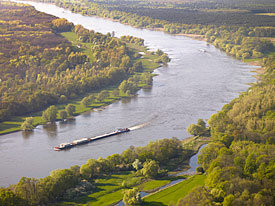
(129, 122), (149, 130)
(128, 115), (158, 130)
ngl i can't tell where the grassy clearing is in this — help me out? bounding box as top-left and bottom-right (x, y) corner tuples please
(0, 32), (161, 135)
(244, 58), (262, 63)
(138, 179), (171, 191)
(60, 171), (143, 206)
(143, 175), (206, 206)
(61, 32), (95, 62)
(125, 42), (160, 72)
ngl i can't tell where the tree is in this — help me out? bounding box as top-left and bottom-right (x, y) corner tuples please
(14, 177), (38, 205)
(21, 117), (34, 131)
(156, 49), (164, 56)
(197, 119), (206, 129)
(96, 90), (109, 102)
(119, 80), (137, 94)
(88, 95), (95, 103)
(59, 110), (67, 121)
(186, 119), (207, 136)
(186, 124), (203, 136)
(178, 186), (214, 206)
(119, 80), (128, 94)
(112, 89), (119, 97)
(0, 188), (24, 206)
(132, 159), (142, 171)
(223, 194), (235, 206)
(196, 166), (205, 174)
(160, 53), (170, 63)
(42, 106), (57, 123)
(66, 104), (75, 117)
(81, 97), (89, 107)
(130, 61), (143, 73)
(141, 160), (160, 178)
(58, 95), (67, 103)
(244, 153), (257, 175)
(140, 73), (153, 85)
(52, 18), (73, 32)
(48, 169), (80, 200)
(80, 159), (101, 179)
(122, 187), (142, 206)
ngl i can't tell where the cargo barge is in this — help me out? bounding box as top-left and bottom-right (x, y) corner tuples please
(54, 128), (130, 151)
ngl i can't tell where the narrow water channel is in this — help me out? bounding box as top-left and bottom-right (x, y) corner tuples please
(116, 145), (207, 205)
(1, 0), (257, 186)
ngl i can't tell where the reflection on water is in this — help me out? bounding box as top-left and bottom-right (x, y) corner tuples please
(43, 123), (58, 138)
(0, 0), (258, 186)
(121, 97), (133, 104)
(82, 111), (92, 118)
(22, 131), (34, 139)
(59, 118), (76, 130)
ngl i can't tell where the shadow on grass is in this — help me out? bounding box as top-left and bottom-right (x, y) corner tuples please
(0, 122), (21, 131)
(157, 176), (187, 181)
(98, 174), (121, 180)
(143, 201), (166, 206)
(68, 195), (97, 204)
(95, 182), (117, 187)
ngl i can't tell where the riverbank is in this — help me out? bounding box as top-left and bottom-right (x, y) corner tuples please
(1, 0), (257, 188)
(0, 30), (161, 135)
(58, 136), (208, 206)
(168, 135), (210, 175)
(17, 0), (272, 74)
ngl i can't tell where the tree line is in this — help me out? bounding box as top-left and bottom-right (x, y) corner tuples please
(36, 0), (275, 61)
(0, 2), (158, 123)
(179, 55), (275, 206)
(0, 137), (192, 205)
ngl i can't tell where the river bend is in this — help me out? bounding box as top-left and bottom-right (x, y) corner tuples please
(1, 1), (257, 186)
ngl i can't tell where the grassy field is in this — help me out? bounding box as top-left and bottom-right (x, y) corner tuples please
(138, 179), (171, 191)
(0, 32), (160, 135)
(143, 175), (206, 206)
(61, 32), (95, 62)
(60, 171), (144, 206)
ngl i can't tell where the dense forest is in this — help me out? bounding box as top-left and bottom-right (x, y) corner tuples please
(35, 0), (275, 61)
(54, 0), (275, 26)
(0, 2), (159, 123)
(177, 56), (275, 206)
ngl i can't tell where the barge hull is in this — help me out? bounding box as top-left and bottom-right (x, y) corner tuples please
(54, 128), (129, 151)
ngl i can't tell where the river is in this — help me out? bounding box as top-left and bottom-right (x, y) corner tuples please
(1, 0), (257, 186)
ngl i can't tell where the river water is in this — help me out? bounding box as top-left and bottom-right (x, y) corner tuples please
(1, 1), (257, 186)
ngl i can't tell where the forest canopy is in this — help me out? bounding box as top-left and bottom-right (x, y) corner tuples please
(0, 2), (145, 122)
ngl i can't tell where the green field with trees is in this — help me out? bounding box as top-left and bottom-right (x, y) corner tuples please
(0, 135), (207, 205)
